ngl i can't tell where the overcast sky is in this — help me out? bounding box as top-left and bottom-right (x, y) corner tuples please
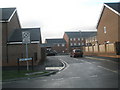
(0, 0), (119, 42)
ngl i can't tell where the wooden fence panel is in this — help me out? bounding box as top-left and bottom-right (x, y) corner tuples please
(99, 45), (105, 53)
(89, 46), (93, 52)
(93, 45), (98, 53)
(84, 43), (117, 55)
(106, 43), (115, 53)
(85, 47), (89, 52)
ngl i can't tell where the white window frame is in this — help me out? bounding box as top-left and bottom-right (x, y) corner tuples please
(57, 44), (60, 47)
(70, 38), (72, 41)
(70, 43), (73, 46)
(74, 43), (76, 46)
(81, 38), (84, 41)
(82, 43), (84, 45)
(74, 38), (76, 41)
(104, 26), (106, 33)
(62, 44), (65, 47)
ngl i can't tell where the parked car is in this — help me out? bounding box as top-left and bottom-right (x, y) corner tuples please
(46, 49), (57, 56)
(70, 49), (83, 57)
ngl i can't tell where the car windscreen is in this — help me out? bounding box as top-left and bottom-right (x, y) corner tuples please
(75, 50), (82, 52)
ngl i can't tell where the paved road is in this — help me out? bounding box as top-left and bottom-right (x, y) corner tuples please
(2, 55), (119, 88)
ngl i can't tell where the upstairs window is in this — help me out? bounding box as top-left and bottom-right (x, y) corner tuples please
(57, 44), (60, 47)
(74, 43), (76, 46)
(70, 43), (73, 46)
(104, 26), (106, 33)
(82, 43), (84, 45)
(62, 44), (65, 47)
(81, 38), (84, 41)
(74, 38), (76, 41)
(70, 38), (72, 41)
(78, 43), (81, 46)
(78, 38), (80, 41)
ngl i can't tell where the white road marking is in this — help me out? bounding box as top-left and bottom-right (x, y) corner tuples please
(45, 67), (63, 70)
(86, 62), (92, 64)
(57, 72), (61, 74)
(42, 80), (47, 81)
(90, 75), (98, 78)
(71, 77), (81, 79)
(81, 60), (84, 62)
(91, 62), (96, 63)
(75, 59), (78, 61)
(59, 59), (69, 71)
(97, 66), (118, 73)
(52, 78), (64, 81)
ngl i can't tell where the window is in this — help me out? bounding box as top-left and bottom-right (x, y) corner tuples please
(82, 43), (84, 45)
(81, 38), (84, 41)
(104, 26), (106, 33)
(62, 44), (65, 47)
(78, 38), (80, 41)
(70, 43), (73, 46)
(70, 38), (72, 41)
(74, 43), (76, 46)
(78, 43), (81, 46)
(57, 44), (60, 47)
(74, 38), (76, 41)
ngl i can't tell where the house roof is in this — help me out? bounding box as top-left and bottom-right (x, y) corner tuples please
(8, 28), (41, 43)
(46, 38), (66, 44)
(0, 8), (16, 22)
(65, 31), (97, 38)
(40, 43), (53, 48)
(105, 2), (120, 13)
(96, 2), (120, 28)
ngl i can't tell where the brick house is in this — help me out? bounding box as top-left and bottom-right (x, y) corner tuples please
(6, 28), (42, 66)
(45, 38), (67, 53)
(96, 2), (120, 55)
(63, 31), (96, 52)
(0, 8), (21, 66)
(0, 8), (44, 66)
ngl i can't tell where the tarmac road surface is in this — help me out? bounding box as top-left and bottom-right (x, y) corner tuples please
(2, 55), (119, 88)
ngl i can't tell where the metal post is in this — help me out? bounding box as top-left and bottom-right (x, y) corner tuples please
(32, 57), (34, 71)
(79, 30), (81, 49)
(17, 58), (20, 72)
(26, 43), (29, 71)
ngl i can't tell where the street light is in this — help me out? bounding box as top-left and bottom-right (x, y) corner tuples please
(79, 30), (82, 48)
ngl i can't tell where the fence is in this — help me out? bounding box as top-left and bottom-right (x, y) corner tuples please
(84, 43), (119, 55)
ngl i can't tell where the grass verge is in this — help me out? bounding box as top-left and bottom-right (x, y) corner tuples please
(2, 70), (48, 81)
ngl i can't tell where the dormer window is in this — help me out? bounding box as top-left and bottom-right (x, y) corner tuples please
(104, 26), (106, 33)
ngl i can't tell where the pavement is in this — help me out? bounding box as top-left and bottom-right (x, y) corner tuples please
(85, 55), (119, 62)
(97, 54), (120, 59)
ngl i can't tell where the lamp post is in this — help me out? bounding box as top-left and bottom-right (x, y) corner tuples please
(79, 30), (82, 49)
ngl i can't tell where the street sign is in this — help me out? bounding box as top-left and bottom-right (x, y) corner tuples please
(22, 31), (31, 71)
(19, 58), (32, 61)
(22, 31), (30, 44)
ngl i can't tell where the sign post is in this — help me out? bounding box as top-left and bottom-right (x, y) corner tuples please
(22, 31), (30, 71)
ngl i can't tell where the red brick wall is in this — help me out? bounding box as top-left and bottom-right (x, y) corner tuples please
(97, 7), (120, 44)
